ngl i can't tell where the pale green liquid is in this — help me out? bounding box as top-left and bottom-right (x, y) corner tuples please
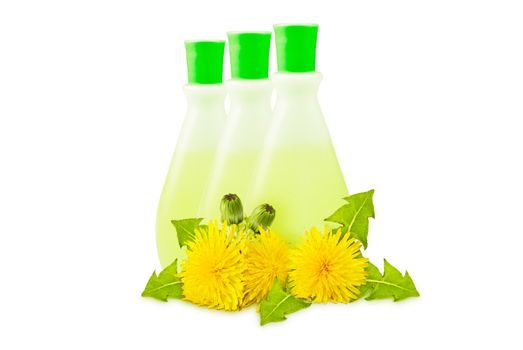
(247, 144), (348, 244)
(199, 152), (260, 220)
(156, 151), (215, 267)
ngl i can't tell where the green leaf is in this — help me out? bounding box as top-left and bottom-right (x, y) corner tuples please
(259, 279), (310, 326)
(356, 262), (380, 299)
(141, 259), (183, 301)
(364, 259), (420, 301)
(171, 218), (203, 248)
(325, 189), (375, 249)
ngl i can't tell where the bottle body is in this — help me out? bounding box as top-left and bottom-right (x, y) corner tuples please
(246, 72), (348, 243)
(198, 79), (273, 220)
(156, 84), (226, 267)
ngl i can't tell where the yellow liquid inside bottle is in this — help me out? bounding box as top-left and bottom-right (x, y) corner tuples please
(249, 145), (347, 244)
(200, 151), (262, 220)
(247, 73), (348, 244)
(198, 80), (272, 220)
(156, 85), (226, 267)
(156, 151), (217, 266)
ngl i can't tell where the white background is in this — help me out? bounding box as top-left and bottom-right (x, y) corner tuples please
(1, 0), (522, 348)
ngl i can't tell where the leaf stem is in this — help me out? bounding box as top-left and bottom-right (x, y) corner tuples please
(365, 279), (412, 292)
(261, 295), (291, 324)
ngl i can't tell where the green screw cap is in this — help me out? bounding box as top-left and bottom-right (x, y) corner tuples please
(185, 41), (225, 84)
(228, 32), (271, 79)
(274, 24), (319, 73)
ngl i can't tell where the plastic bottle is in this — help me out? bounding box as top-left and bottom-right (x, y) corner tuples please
(156, 41), (227, 267)
(197, 32), (272, 220)
(246, 24), (348, 243)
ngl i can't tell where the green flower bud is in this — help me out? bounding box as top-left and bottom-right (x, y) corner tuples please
(220, 193), (244, 224)
(247, 203), (276, 232)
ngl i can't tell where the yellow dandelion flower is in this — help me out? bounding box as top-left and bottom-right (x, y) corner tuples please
(242, 227), (290, 307)
(289, 226), (368, 303)
(179, 221), (246, 311)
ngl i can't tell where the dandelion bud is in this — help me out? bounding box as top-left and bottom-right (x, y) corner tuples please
(220, 193), (244, 224)
(247, 203), (276, 232)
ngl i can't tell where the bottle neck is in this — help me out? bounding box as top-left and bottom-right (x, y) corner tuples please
(272, 72), (322, 101)
(183, 84), (226, 111)
(226, 79), (272, 111)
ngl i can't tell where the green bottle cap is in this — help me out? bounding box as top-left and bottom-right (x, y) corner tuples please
(274, 24), (319, 73)
(185, 41), (225, 84)
(227, 32), (271, 79)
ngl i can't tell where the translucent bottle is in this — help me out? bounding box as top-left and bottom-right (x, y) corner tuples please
(247, 24), (348, 243)
(156, 41), (226, 267)
(198, 32), (272, 220)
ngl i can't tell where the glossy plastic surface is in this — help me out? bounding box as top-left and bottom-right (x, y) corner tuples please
(156, 84), (226, 267)
(197, 79), (273, 220)
(246, 72), (348, 243)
